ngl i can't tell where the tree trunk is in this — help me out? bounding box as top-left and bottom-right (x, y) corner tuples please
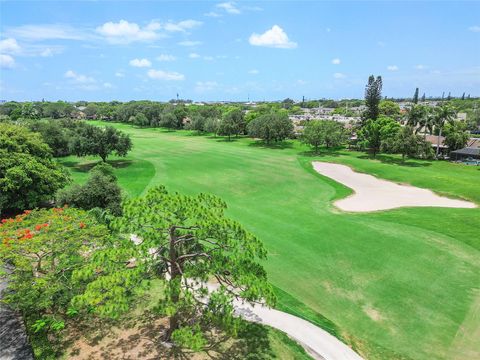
(165, 226), (181, 341)
(436, 127), (442, 159)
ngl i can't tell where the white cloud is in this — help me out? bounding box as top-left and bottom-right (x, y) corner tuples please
(203, 55), (214, 61)
(0, 54), (15, 68)
(468, 25), (480, 32)
(64, 70), (95, 83)
(115, 72), (125, 77)
(6, 24), (85, 41)
(147, 69), (185, 81)
(195, 81), (218, 92)
(333, 72), (346, 79)
(103, 82), (113, 88)
(157, 54), (176, 61)
(326, 28), (331, 33)
(248, 69), (259, 74)
(296, 79), (307, 85)
(178, 40), (202, 46)
(216, 2), (241, 14)
(377, 41), (386, 47)
(189, 52), (201, 59)
(96, 20), (159, 44)
(415, 64), (427, 70)
(331, 58), (341, 65)
(249, 25), (297, 49)
(129, 58), (152, 67)
(163, 19), (202, 32)
(204, 11), (221, 17)
(0, 38), (21, 54)
(40, 48), (54, 57)
(387, 65), (399, 71)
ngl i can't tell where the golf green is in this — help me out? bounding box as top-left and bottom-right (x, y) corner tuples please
(59, 122), (480, 360)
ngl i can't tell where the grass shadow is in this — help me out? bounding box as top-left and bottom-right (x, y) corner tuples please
(299, 149), (343, 157)
(358, 154), (433, 167)
(215, 137), (240, 143)
(62, 159), (134, 173)
(247, 140), (293, 150)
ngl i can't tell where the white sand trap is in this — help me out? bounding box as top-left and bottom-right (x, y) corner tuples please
(312, 161), (477, 212)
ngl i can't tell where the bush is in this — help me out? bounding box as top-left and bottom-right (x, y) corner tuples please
(56, 163), (122, 215)
(0, 208), (111, 356)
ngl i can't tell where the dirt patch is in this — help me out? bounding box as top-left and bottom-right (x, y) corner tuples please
(362, 305), (384, 322)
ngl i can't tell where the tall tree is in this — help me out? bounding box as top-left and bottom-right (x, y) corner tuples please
(362, 75), (383, 123)
(73, 186), (275, 349)
(406, 104), (429, 135)
(387, 126), (422, 161)
(443, 121), (469, 152)
(461, 92), (465, 101)
(218, 108), (245, 140)
(357, 116), (400, 157)
(71, 124), (132, 162)
(421, 93), (426, 102)
(413, 88), (419, 104)
(432, 104), (456, 158)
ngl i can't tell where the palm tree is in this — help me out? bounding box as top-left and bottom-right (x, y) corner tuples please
(406, 104), (427, 134)
(432, 104), (456, 159)
(419, 107), (434, 139)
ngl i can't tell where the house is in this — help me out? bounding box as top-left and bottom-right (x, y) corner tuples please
(450, 147), (480, 160)
(424, 134), (447, 149)
(466, 137), (480, 148)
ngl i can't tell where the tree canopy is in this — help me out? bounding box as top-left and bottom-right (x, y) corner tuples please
(56, 163), (123, 216)
(357, 116), (400, 157)
(73, 186), (275, 349)
(0, 208), (111, 351)
(71, 124), (132, 162)
(363, 75), (383, 122)
(0, 123), (69, 215)
(247, 111), (293, 144)
(301, 120), (346, 153)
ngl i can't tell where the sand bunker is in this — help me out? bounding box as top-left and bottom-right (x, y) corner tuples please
(312, 162), (477, 212)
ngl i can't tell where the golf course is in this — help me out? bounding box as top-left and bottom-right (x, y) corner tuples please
(59, 121), (480, 360)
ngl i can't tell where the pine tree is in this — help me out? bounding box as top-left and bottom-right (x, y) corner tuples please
(413, 88), (419, 104)
(461, 92), (465, 100)
(421, 93), (426, 102)
(362, 75), (383, 123)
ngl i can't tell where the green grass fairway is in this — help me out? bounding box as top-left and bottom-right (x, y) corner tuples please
(59, 122), (480, 360)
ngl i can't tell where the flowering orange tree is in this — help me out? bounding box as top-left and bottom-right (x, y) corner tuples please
(0, 207), (110, 339)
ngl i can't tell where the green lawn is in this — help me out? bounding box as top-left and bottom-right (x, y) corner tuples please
(59, 122), (480, 360)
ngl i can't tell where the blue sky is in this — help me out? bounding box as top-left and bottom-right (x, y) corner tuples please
(0, 1), (479, 102)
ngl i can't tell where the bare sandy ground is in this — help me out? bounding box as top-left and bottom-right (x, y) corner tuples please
(312, 161), (476, 212)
